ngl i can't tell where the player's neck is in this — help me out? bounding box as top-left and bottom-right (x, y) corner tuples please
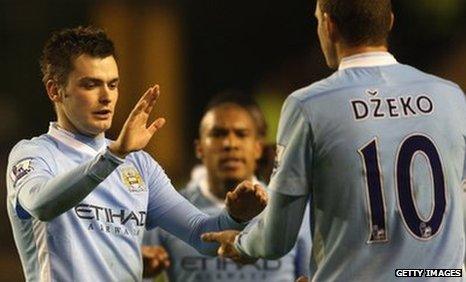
(337, 44), (389, 62)
(56, 113), (103, 139)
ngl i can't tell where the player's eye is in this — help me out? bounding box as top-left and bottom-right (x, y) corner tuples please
(108, 82), (118, 90)
(236, 130), (250, 138)
(210, 129), (228, 138)
(81, 81), (97, 89)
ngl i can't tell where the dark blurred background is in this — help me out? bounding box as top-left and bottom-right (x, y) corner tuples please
(1, 0), (465, 280)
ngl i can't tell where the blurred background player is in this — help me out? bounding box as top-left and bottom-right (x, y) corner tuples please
(6, 26), (267, 282)
(203, 0), (466, 281)
(143, 93), (311, 281)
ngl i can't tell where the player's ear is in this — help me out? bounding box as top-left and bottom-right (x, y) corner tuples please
(324, 13), (338, 43)
(389, 12), (395, 31)
(45, 79), (62, 103)
(194, 139), (203, 160)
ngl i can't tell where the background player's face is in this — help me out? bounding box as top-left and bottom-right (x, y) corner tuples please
(55, 54), (119, 136)
(197, 105), (263, 186)
(315, 2), (338, 69)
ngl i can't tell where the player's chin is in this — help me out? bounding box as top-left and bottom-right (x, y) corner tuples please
(220, 172), (247, 185)
(87, 120), (112, 135)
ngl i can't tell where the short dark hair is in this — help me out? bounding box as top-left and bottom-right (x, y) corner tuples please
(319, 0), (392, 46)
(202, 91), (267, 139)
(39, 26), (116, 87)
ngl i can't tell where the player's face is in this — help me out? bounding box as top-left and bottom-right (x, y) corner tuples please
(197, 105), (263, 185)
(315, 2), (338, 69)
(56, 54), (119, 137)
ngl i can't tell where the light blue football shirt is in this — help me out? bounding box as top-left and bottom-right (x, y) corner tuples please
(239, 52), (466, 281)
(143, 170), (311, 282)
(7, 123), (245, 282)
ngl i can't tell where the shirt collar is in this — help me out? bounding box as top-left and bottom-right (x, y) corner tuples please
(47, 122), (107, 157)
(338, 52), (398, 71)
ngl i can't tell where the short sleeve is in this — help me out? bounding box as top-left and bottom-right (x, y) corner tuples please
(269, 96), (313, 196)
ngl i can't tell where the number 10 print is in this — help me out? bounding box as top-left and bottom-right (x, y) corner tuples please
(359, 135), (446, 243)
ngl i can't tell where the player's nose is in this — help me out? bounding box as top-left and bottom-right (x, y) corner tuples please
(222, 132), (240, 150)
(98, 86), (112, 104)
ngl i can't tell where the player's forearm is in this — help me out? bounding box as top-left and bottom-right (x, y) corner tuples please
(17, 149), (123, 221)
(157, 199), (246, 256)
(185, 210), (245, 256)
(235, 191), (308, 259)
(192, 209), (248, 256)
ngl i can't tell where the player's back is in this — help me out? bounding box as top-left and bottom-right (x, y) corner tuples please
(295, 61), (466, 281)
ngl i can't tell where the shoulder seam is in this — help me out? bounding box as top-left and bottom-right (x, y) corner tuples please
(11, 137), (58, 172)
(288, 96), (313, 130)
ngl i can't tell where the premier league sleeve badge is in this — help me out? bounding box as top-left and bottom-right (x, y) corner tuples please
(10, 158), (35, 185)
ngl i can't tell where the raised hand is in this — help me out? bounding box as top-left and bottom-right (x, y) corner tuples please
(201, 230), (257, 264)
(141, 245), (170, 278)
(225, 181), (267, 222)
(109, 85), (166, 158)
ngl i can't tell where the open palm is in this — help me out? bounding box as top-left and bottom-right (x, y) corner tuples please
(109, 85), (166, 158)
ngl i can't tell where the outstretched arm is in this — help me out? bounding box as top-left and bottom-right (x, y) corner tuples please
(202, 190), (308, 261)
(146, 180), (267, 256)
(13, 149), (123, 221)
(11, 86), (165, 221)
(236, 190), (308, 258)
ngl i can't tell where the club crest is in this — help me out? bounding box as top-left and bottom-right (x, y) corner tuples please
(119, 166), (146, 192)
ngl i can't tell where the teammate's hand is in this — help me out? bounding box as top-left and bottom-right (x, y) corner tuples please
(225, 181), (267, 222)
(109, 85), (166, 158)
(201, 230), (257, 264)
(142, 245), (170, 278)
(296, 276), (309, 282)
